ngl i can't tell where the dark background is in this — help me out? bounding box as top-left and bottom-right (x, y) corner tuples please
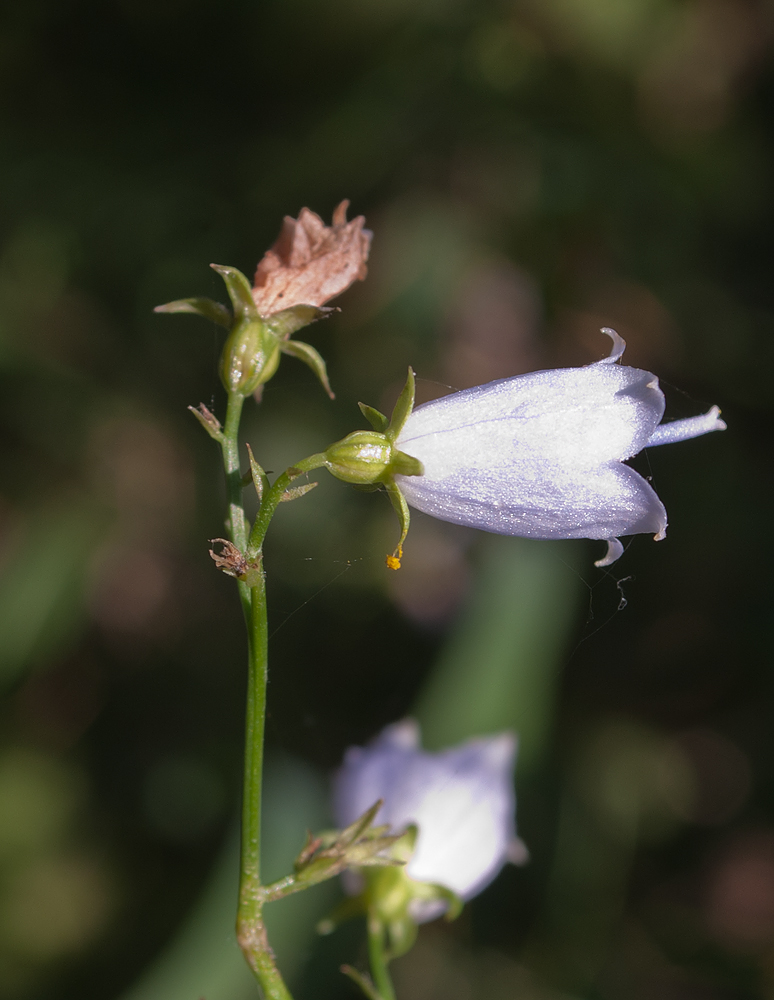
(0, 1), (772, 998)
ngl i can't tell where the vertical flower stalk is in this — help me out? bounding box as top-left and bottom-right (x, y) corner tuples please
(157, 202), (372, 999)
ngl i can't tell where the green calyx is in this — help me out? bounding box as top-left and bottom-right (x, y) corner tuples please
(323, 431), (422, 486)
(317, 825), (463, 963)
(364, 827), (463, 960)
(322, 368), (423, 487)
(319, 368), (422, 569)
(154, 263), (335, 399)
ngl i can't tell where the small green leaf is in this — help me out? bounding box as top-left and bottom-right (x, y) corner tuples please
(358, 402), (389, 433)
(210, 264), (259, 323)
(265, 304), (334, 339)
(281, 339), (335, 399)
(245, 443), (268, 504)
(280, 482), (318, 502)
(386, 367), (416, 440)
(154, 297), (232, 329)
(188, 403), (224, 442)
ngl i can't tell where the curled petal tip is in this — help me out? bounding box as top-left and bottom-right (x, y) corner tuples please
(598, 327), (626, 364)
(595, 538), (625, 567)
(506, 838), (530, 866)
(378, 718), (421, 750)
(708, 405), (727, 432)
(478, 732), (518, 768)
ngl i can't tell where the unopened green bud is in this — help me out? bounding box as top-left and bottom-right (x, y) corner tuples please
(219, 318), (281, 397)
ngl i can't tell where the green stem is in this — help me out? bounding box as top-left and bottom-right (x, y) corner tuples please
(247, 453), (326, 557)
(367, 913), (396, 1000)
(221, 391), (250, 620)
(235, 573), (292, 999)
(241, 579), (267, 895)
(218, 390), (293, 999)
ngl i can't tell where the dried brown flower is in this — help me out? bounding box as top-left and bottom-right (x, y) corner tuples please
(209, 538), (261, 586)
(252, 200), (371, 317)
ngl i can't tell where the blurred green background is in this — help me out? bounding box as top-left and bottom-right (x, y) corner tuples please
(0, 0), (771, 997)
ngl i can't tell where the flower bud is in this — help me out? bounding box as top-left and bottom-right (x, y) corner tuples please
(219, 317), (281, 397)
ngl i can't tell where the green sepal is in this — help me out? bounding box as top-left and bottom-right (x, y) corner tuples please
(434, 885), (463, 921)
(245, 443), (268, 505)
(265, 304), (334, 339)
(281, 339), (335, 399)
(210, 264), (259, 323)
(384, 479), (411, 570)
(154, 297), (232, 329)
(390, 451), (423, 477)
(359, 402), (389, 433)
(337, 799), (385, 848)
(386, 367), (415, 441)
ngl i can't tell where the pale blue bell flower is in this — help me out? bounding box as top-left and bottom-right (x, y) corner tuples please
(334, 720), (522, 921)
(395, 328), (726, 566)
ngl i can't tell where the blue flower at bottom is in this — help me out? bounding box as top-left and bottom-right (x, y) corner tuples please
(334, 720), (521, 922)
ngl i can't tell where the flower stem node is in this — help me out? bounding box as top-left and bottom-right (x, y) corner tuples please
(209, 538), (263, 588)
(262, 800), (405, 901)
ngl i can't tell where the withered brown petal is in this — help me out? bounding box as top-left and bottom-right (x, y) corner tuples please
(252, 200), (372, 317)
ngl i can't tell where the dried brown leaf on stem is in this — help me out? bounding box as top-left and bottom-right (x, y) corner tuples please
(252, 200), (372, 316)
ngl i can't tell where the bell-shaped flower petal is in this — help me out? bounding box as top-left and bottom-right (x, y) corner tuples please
(334, 720), (519, 921)
(394, 329), (725, 564)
